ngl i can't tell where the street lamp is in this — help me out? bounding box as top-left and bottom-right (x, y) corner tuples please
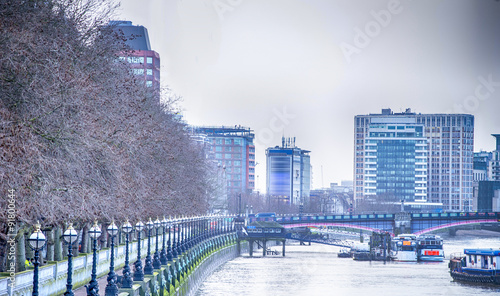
(153, 217), (161, 269)
(105, 221), (119, 296)
(160, 217), (168, 265)
(85, 221), (101, 296)
(171, 218), (178, 259)
(133, 221), (145, 281)
(144, 218), (154, 275)
(63, 223), (78, 296)
(121, 220), (133, 288)
(28, 222), (46, 296)
(167, 218), (174, 261)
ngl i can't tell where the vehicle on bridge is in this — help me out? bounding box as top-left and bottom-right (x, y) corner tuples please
(390, 234), (417, 262)
(449, 248), (500, 285)
(417, 235), (444, 262)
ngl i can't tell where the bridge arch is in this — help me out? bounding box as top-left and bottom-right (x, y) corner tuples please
(413, 219), (496, 235)
(282, 222), (395, 236)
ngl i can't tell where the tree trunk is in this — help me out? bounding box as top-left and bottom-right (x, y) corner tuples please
(80, 224), (90, 254)
(0, 238), (7, 272)
(24, 233), (34, 263)
(73, 227), (80, 257)
(15, 228), (26, 272)
(46, 228), (54, 262)
(54, 226), (63, 261)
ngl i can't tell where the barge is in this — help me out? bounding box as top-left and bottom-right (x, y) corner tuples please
(449, 248), (500, 285)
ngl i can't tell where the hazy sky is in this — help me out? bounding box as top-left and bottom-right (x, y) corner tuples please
(117, 0), (500, 192)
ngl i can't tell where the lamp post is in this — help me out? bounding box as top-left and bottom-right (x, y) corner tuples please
(28, 222), (46, 296)
(105, 221), (119, 296)
(133, 221), (145, 281)
(63, 223), (78, 296)
(85, 221), (101, 296)
(171, 218), (178, 259)
(144, 218), (154, 275)
(167, 218), (173, 261)
(153, 217), (162, 269)
(160, 217), (168, 265)
(177, 218), (184, 256)
(121, 220), (133, 289)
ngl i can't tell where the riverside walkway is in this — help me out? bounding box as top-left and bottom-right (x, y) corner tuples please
(1, 216), (241, 296)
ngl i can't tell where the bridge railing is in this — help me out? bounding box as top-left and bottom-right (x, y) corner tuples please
(411, 212), (500, 219)
(249, 212), (500, 224)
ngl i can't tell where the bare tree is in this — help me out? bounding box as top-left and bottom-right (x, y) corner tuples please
(0, 0), (214, 271)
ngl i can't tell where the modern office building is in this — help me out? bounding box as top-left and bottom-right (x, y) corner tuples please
(266, 137), (311, 206)
(110, 21), (161, 93)
(472, 135), (500, 211)
(477, 181), (500, 212)
(492, 134), (500, 181)
(192, 126), (256, 195)
(354, 108), (474, 212)
(473, 151), (493, 182)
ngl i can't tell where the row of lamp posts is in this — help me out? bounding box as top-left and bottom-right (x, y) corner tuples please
(28, 215), (236, 296)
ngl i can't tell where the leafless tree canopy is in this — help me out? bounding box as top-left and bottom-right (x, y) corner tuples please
(0, 0), (214, 229)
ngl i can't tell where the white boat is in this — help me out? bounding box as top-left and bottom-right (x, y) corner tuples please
(417, 234), (444, 262)
(391, 234), (417, 262)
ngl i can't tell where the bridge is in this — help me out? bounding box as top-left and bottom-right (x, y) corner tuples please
(249, 212), (500, 237)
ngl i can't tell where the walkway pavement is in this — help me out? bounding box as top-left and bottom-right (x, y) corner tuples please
(73, 258), (145, 296)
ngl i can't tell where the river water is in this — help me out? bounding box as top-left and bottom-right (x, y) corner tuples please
(196, 233), (500, 296)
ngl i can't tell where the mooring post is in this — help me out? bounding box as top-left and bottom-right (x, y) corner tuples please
(282, 240), (285, 257)
(262, 240), (267, 257)
(249, 240), (253, 257)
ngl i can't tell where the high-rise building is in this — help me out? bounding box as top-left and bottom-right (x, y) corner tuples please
(473, 151), (493, 182)
(110, 21), (161, 93)
(492, 134), (500, 181)
(192, 126), (255, 195)
(266, 137), (311, 206)
(354, 108), (474, 212)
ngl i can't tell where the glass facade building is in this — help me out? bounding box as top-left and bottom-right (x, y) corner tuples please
(266, 137), (311, 205)
(355, 109), (474, 212)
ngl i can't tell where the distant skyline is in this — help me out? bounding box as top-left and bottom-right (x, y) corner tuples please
(117, 0), (500, 193)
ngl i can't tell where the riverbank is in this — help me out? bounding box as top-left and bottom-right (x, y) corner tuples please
(452, 229), (500, 237)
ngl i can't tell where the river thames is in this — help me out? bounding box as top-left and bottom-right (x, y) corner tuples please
(197, 233), (500, 296)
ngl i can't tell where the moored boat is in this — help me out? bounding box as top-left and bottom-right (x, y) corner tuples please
(390, 234), (417, 262)
(337, 248), (351, 258)
(351, 242), (371, 261)
(449, 248), (500, 285)
(417, 234), (444, 262)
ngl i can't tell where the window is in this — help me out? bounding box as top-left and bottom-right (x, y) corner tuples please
(215, 153), (222, 159)
(146, 81), (152, 87)
(215, 146), (222, 152)
(225, 139), (232, 145)
(225, 147), (232, 152)
(133, 69), (144, 75)
(234, 161), (241, 166)
(147, 57), (153, 64)
(234, 139), (242, 145)
(127, 57), (144, 64)
(225, 154), (231, 159)
(216, 138), (223, 145)
(147, 69), (153, 75)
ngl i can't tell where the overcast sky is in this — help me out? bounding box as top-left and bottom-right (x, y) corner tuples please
(117, 0), (500, 192)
